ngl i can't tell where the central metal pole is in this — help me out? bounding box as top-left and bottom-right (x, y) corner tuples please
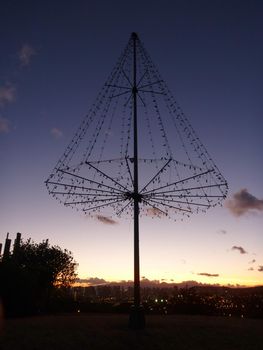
(132, 32), (140, 310)
(129, 32), (145, 329)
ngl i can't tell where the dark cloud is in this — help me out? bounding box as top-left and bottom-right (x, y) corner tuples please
(97, 215), (117, 225)
(226, 189), (263, 216)
(231, 246), (248, 255)
(217, 229), (227, 235)
(258, 266), (263, 272)
(197, 272), (219, 277)
(249, 259), (256, 264)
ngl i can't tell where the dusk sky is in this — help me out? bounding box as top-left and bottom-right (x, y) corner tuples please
(1, 0), (262, 287)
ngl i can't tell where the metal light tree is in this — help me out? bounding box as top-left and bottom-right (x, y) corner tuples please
(46, 33), (228, 328)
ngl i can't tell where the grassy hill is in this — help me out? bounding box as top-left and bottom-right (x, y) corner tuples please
(1, 313), (263, 350)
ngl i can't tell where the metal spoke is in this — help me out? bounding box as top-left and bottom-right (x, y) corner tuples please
(106, 84), (131, 90)
(138, 90), (165, 95)
(65, 197), (123, 205)
(147, 198), (192, 213)
(57, 169), (126, 194)
(140, 158), (172, 193)
(86, 161), (129, 191)
(138, 80), (163, 89)
(122, 69), (133, 87)
(116, 199), (132, 216)
(49, 191), (122, 197)
(46, 181), (122, 195)
(145, 182), (227, 196)
(142, 169), (214, 194)
(110, 90), (130, 99)
(136, 69), (148, 87)
(146, 196), (211, 208)
(82, 198), (124, 212)
(149, 194), (226, 199)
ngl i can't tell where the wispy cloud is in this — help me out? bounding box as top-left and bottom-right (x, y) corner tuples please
(248, 267), (254, 271)
(50, 127), (63, 139)
(226, 189), (263, 216)
(0, 117), (10, 133)
(258, 266), (263, 272)
(0, 85), (16, 106)
(19, 44), (36, 66)
(97, 215), (117, 225)
(197, 272), (219, 277)
(249, 259), (256, 264)
(231, 246), (248, 255)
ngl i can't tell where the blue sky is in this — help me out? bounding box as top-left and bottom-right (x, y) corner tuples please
(1, 0), (262, 286)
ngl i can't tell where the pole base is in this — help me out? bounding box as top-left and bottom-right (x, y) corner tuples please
(129, 305), (145, 330)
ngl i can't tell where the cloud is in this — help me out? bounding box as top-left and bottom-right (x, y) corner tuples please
(0, 85), (16, 106)
(146, 207), (167, 217)
(217, 229), (227, 235)
(226, 189), (263, 216)
(50, 127), (63, 139)
(197, 272), (219, 277)
(258, 266), (263, 272)
(76, 277), (108, 286)
(0, 117), (10, 133)
(19, 44), (36, 66)
(231, 246), (248, 254)
(248, 267), (254, 271)
(249, 259), (256, 264)
(96, 215), (117, 225)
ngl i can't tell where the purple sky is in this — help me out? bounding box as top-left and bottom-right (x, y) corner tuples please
(1, 0), (262, 286)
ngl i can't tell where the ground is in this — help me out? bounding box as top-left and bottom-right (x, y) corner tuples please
(0, 313), (262, 350)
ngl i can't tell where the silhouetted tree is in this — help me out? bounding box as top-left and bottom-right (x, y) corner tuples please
(0, 239), (77, 316)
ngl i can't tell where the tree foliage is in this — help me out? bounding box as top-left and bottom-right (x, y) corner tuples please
(0, 239), (77, 316)
(14, 240), (77, 287)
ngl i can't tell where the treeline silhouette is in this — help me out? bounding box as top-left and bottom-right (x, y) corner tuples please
(0, 233), (77, 317)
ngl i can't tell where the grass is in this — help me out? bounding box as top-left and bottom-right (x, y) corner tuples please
(0, 313), (263, 350)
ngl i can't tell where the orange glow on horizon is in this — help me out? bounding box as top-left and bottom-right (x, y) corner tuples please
(74, 275), (262, 288)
